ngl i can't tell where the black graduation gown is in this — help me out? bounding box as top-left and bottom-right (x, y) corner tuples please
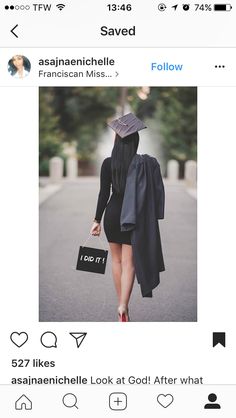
(120, 154), (165, 297)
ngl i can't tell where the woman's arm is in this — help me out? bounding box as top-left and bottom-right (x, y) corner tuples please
(91, 158), (111, 236)
(94, 158), (111, 222)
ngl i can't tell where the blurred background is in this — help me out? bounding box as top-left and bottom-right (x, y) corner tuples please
(39, 87), (197, 322)
(39, 86), (197, 176)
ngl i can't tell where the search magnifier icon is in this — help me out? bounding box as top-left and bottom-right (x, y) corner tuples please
(62, 393), (78, 409)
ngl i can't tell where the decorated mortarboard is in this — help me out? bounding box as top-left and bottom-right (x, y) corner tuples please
(108, 112), (147, 138)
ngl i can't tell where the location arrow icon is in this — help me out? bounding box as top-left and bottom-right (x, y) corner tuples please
(172, 4), (178, 10)
(69, 332), (87, 348)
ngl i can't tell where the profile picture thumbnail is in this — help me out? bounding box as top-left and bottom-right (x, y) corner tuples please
(8, 55), (31, 79)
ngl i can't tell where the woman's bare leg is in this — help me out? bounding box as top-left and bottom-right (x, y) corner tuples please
(119, 244), (135, 316)
(109, 243), (122, 302)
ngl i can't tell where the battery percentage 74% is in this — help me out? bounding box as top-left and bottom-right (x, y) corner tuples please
(195, 4), (212, 10)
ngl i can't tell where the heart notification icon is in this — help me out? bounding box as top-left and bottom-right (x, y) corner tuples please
(157, 394), (174, 408)
(10, 332), (28, 348)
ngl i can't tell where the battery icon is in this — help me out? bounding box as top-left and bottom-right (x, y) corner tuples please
(214, 4), (232, 11)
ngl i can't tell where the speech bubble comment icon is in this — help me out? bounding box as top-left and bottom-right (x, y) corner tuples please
(40, 331), (57, 348)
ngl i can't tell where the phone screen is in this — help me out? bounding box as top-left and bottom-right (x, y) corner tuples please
(0, 1), (235, 416)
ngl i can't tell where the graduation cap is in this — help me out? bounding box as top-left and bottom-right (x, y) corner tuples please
(108, 112), (147, 138)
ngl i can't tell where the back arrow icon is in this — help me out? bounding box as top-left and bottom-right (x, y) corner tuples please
(11, 24), (19, 38)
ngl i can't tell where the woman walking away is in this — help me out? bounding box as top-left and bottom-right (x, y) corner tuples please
(90, 113), (165, 322)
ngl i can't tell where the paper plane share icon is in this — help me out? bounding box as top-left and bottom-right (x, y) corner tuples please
(69, 332), (87, 348)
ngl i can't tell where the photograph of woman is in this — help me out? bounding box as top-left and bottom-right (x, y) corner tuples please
(39, 86), (197, 323)
(90, 113), (165, 322)
(8, 55), (31, 79)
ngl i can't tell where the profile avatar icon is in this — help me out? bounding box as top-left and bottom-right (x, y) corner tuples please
(204, 393), (221, 409)
(8, 55), (31, 79)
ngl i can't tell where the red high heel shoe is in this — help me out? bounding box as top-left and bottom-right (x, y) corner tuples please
(118, 306), (130, 322)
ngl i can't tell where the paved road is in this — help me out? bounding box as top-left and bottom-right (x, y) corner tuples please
(39, 178), (197, 322)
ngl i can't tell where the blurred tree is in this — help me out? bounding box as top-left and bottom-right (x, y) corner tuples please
(39, 88), (63, 175)
(51, 87), (121, 160)
(39, 87), (197, 176)
(135, 87), (197, 166)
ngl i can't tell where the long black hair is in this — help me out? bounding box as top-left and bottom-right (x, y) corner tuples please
(111, 132), (139, 194)
(8, 55), (31, 76)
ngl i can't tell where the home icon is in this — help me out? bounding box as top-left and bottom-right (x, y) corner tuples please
(15, 394), (32, 410)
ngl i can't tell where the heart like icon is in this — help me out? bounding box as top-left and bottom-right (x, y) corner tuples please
(157, 394), (174, 408)
(10, 332), (28, 348)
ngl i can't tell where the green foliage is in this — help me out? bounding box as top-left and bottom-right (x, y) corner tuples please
(39, 88), (63, 175)
(51, 87), (121, 160)
(136, 87), (197, 163)
(39, 87), (197, 173)
(39, 159), (49, 177)
(157, 88), (197, 162)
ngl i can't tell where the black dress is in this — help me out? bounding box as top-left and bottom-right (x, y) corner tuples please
(95, 157), (131, 245)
